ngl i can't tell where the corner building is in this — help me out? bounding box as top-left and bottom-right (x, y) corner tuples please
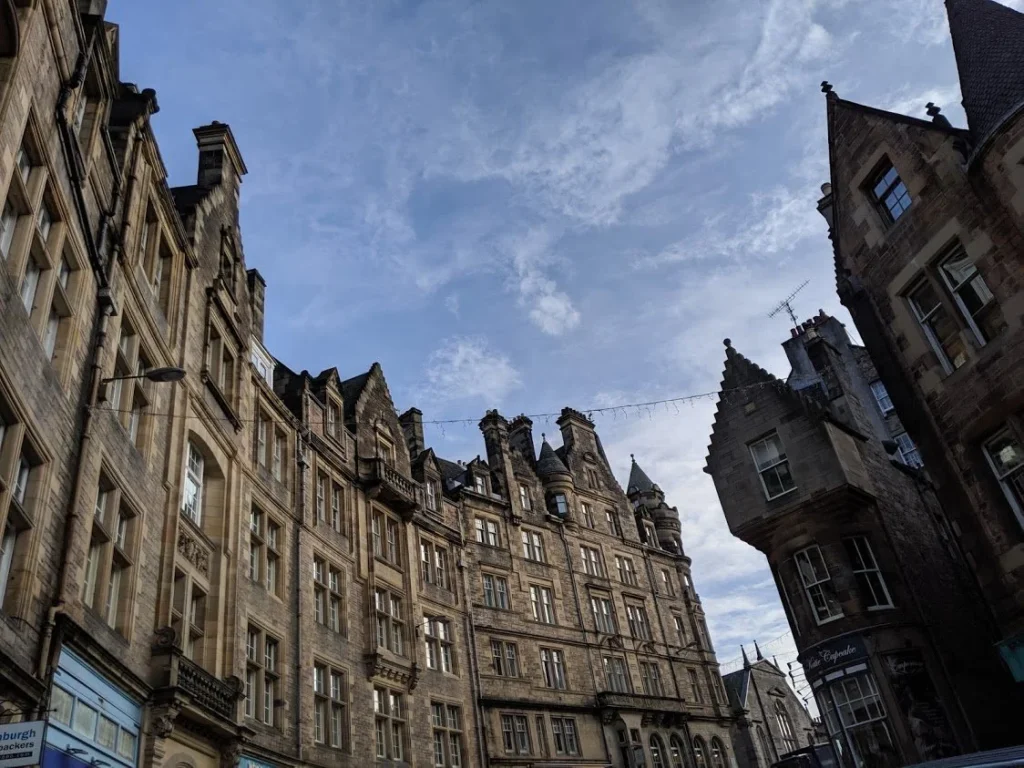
(817, 0), (1024, 688)
(705, 326), (1022, 768)
(0, 3), (735, 767)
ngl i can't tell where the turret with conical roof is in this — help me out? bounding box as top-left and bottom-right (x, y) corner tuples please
(535, 435), (576, 523)
(626, 455), (683, 554)
(537, 436), (571, 479)
(946, 0), (1024, 154)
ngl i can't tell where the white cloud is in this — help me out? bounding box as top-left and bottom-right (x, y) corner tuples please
(881, 83), (963, 123)
(444, 293), (460, 318)
(639, 184), (824, 269)
(505, 228), (582, 336)
(421, 336), (523, 404)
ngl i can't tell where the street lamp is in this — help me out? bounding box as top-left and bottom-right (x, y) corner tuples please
(99, 366), (186, 402)
(103, 366), (186, 385)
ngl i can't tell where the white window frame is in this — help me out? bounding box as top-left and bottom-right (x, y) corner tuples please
(869, 380), (893, 414)
(844, 536), (893, 610)
(181, 442), (204, 525)
(908, 278), (967, 375)
(749, 433), (796, 500)
(540, 648), (566, 690)
(580, 545), (603, 577)
(794, 545), (843, 624)
(937, 243), (996, 347)
(983, 429), (1024, 530)
(530, 585), (555, 624)
(894, 432), (923, 469)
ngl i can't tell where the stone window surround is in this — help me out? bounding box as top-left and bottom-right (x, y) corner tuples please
(848, 143), (920, 249)
(886, 218), (1000, 387)
(248, 502), (282, 598)
(84, 469), (139, 636)
(419, 536), (451, 591)
(0, 387), (49, 618)
(481, 571), (511, 610)
(2, 118), (82, 379)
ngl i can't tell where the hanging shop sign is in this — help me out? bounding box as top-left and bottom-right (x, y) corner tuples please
(799, 634), (869, 679)
(0, 721), (45, 768)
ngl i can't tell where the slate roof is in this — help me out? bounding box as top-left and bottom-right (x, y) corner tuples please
(537, 439), (570, 477)
(722, 668), (748, 711)
(947, 0), (1024, 149)
(339, 370), (371, 420)
(169, 184), (210, 213)
(436, 458), (467, 485)
(627, 456), (656, 494)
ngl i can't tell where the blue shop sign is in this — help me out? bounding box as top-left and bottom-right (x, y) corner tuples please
(240, 757), (279, 768)
(44, 648), (142, 768)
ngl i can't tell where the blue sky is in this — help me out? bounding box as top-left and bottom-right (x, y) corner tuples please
(108, 0), (1004, 699)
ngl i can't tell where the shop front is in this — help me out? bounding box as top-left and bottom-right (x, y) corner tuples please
(804, 635), (897, 768)
(41, 648), (141, 768)
(803, 635), (958, 768)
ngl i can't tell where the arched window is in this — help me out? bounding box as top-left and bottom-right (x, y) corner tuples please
(775, 701), (798, 753)
(650, 735), (667, 768)
(181, 437), (224, 530)
(757, 725), (773, 766)
(693, 737), (708, 768)
(182, 441), (205, 525)
(711, 738), (727, 768)
(669, 735), (687, 768)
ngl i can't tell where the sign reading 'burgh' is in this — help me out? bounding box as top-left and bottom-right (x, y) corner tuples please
(800, 634), (869, 677)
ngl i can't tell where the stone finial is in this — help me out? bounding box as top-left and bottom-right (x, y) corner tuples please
(754, 640), (764, 661)
(741, 645), (751, 668)
(820, 81), (833, 94)
(723, 338), (732, 348)
(926, 101), (952, 128)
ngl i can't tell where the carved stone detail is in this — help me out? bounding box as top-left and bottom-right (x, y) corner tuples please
(177, 529), (210, 576)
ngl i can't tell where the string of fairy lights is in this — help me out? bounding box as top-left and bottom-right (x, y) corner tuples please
(93, 378), (783, 431)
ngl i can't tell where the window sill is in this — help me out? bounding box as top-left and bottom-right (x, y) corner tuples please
(866, 604), (894, 612)
(201, 370), (242, 430)
(813, 614), (845, 627)
(763, 486), (798, 502)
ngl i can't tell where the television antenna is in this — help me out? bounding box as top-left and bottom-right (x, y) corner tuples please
(768, 280), (810, 328)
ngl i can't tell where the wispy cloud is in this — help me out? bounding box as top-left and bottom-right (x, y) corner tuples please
(420, 336), (523, 404)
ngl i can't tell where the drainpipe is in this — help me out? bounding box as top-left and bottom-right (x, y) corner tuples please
(294, 434), (309, 761)
(457, 514), (488, 768)
(37, 30), (116, 684)
(557, 524), (612, 767)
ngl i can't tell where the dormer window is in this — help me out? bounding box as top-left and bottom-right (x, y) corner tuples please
(473, 475), (486, 495)
(327, 402), (340, 439)
(869, 160), (911, 224)
(377, 437), (395, 466)
(425, 480), (438, 511)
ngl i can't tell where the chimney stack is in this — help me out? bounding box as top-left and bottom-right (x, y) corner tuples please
(194, 121), (248, 190)
(398, 408), (425, 458)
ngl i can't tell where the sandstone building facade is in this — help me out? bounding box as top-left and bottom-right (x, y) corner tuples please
(816, 0), (1024, 692)
(705, 321), (1021, 766)
(0, 3), (735, 768)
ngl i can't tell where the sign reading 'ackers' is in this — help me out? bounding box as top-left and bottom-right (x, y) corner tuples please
(0, 722), (45, 768)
